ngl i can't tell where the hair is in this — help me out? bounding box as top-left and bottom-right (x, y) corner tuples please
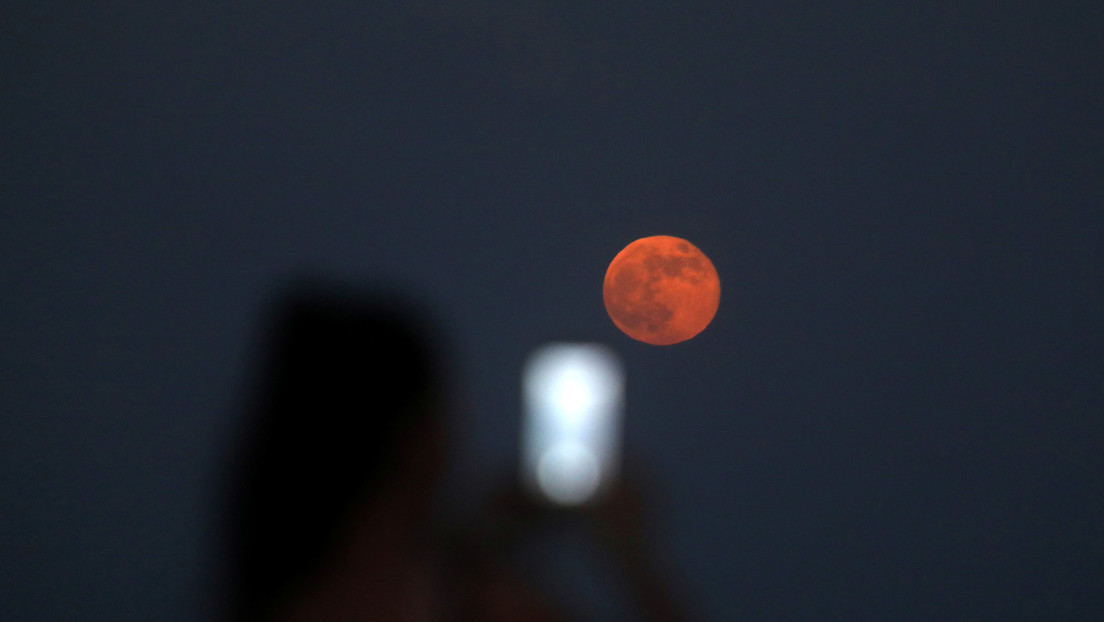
(224, 280), (443, 622)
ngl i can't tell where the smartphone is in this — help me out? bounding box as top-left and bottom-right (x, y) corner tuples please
(521, 342), (624, 506)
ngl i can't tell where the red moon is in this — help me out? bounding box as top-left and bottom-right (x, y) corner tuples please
(603, 236), (720, 345)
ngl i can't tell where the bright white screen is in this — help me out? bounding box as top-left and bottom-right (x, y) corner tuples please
(522, 343), (624, 505)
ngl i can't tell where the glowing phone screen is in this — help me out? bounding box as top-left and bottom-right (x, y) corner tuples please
(521, 343), (624, 505)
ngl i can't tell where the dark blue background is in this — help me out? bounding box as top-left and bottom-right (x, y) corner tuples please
(3, 2), (1102, 620)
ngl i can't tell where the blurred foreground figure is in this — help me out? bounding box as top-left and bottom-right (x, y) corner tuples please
(223, 280), (692, 622)
(225, 281), (449, 622)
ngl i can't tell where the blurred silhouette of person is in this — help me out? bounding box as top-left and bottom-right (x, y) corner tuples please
(223, 280), (451, 622)
(221, 278), (694, 622)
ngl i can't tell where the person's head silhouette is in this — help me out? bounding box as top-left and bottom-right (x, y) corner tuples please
(225, 281), (448, 622)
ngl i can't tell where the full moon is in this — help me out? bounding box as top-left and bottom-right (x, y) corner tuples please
(603, 235), (720, 346)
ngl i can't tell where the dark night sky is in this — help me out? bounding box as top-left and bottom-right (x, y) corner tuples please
(2, 1), (1103, 620)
